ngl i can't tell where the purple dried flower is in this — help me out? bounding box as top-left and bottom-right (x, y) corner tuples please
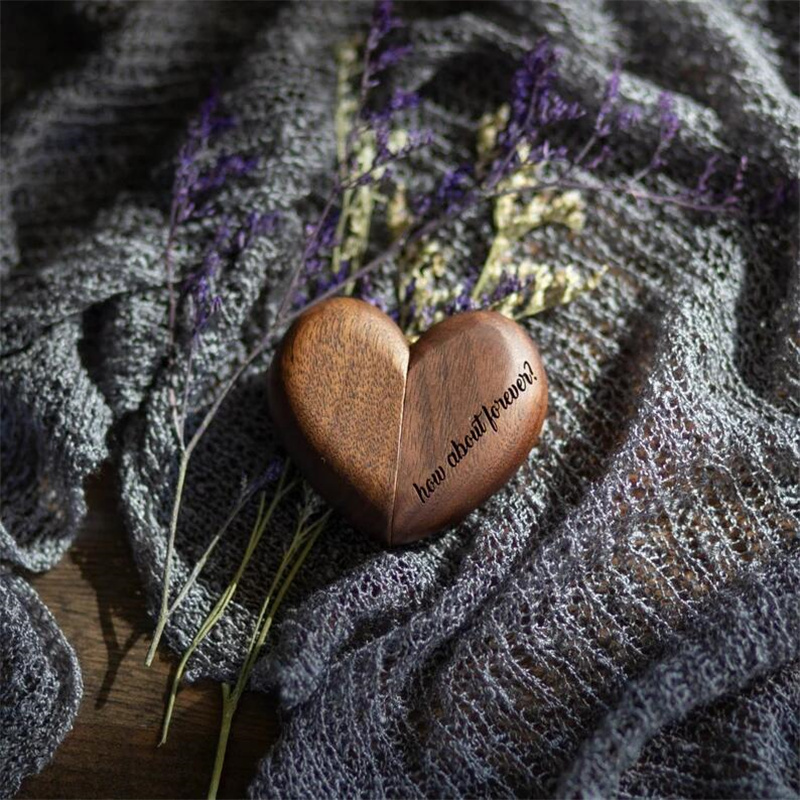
(731, 156), (749, 195)
(374, 44), (412, 74)
(490, 271), (524, 304)
(411, 164), (474, 220)
(169, 84), (260, 234)
(242, 456), (286, 500)
(185, 220), (230, 337)
(360, 0), (409, 96)
(190, 83), (236, 141)
(651, 92), (680, 170)
(166, 82), (277, 348)
(335, 260), (350, 283)
(263, 456), (285, 484)
(349, 0), (428, 176)
(188, 275), (222, 337)
(594, 62), (620, 138)
(509, 39), (559, 130)
(676, 153), (748, 212)
(435, 165), (473, 213)
(357, 274), (389, 312)
(367, 0), (403, 55)
(488, 38), (584, 186)
(445, 286), (478, 316)
(531, 140), (569, 164)
(692, 155), (720, 201)
(618, 104), (643, 132)
(302, 209), (340, 290)
(388, 89), (419, 112)
(585, 144), (612, 170)
(183, 208), (277, 340)
(193, 153), (259, 195)
(374, 122), (392, 164)
(234, 210), (279, 252)
(725, 155), (748, 204)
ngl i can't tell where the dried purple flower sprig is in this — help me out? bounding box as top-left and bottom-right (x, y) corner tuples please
(183, 210), (278, 346)
(495, 43), (748, 213)
(147, 85), (277, 668)
(166, 84), (249, 344)
(278, 0), (431, 317)
(165, 84), (275, 449)
(300, 36), (748, 329)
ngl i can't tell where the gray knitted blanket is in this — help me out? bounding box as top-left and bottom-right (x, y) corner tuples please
(1, 1), (798, 797)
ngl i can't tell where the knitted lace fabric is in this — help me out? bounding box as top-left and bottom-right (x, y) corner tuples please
(1, 1), (798, 797)
(0, 572), (82, 798)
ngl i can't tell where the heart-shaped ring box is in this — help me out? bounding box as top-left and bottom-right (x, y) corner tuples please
(268, 298), (547, 546)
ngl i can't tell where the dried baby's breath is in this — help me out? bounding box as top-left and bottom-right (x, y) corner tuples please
(396, 105), (606, 337)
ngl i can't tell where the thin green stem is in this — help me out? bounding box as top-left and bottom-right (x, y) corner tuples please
(207, 683), (234, 800)
(178, 343), (196, 433)
(240, 514), (328, 687)
(331, 184), (354, 289)
(159, 469), (294, 744)
(165, 213), (178, 350)
(166, 482), (255, 619)
(206, 510), (329, 799)
(159, 492), (267, 746)
(242, 510), (327, 665)
(332, 44), (355, 285)
(146, 340), (278, 664)
(146, 448), (190, 667)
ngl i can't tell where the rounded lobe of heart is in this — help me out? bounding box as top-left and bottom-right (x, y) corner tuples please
(268, 298), (408, 542)
(391, 311), (548, 545)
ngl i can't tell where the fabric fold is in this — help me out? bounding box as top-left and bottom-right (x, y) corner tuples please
(0, 571), (82, 799)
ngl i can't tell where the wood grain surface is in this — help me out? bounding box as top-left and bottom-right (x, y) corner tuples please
(394, 311), (547, 544)
(19, 467), (280, 800)
(270, 300), (548, 547)
(269, 297), (409, 541)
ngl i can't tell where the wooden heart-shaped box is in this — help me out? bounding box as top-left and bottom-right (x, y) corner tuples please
(268, 298), (547, 546)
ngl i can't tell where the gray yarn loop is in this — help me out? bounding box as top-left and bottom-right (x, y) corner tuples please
(1, 1), (798, 798)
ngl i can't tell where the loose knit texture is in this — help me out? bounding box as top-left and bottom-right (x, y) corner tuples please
(0, 572), (82, 799)
(1, 1), (798, 798)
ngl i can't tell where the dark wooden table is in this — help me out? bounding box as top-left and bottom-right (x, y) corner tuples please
(19, 469), (280, 799)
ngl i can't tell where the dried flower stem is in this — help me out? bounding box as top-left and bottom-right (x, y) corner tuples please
(145, 339), (283, 665)
(146, 448), (190, 666)
(159, 465), (295, 744)
(274, 186), (341, 324)
(165, 479), (263, 620)
(207, 506), (331, 799)
(165, 221), (179, 352)
(495, 176), (743, 218)
(333, 39), (360, 293)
